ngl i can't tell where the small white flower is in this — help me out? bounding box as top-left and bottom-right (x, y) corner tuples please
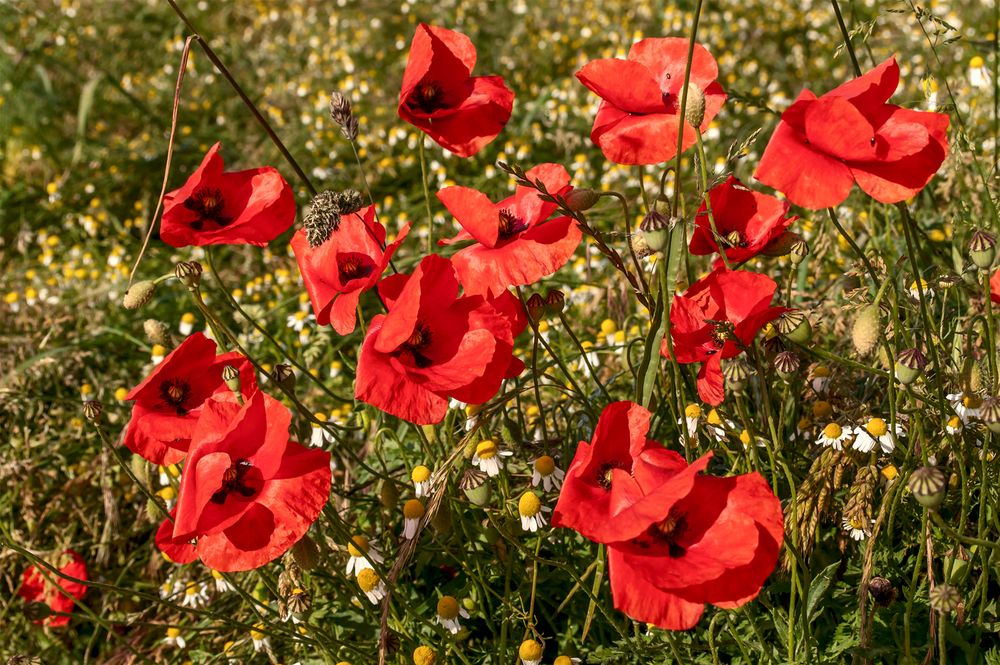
(181, 580), (209, 608)
(345, 536), (383, 577)
(947, 392), (984, 423)
(435, 595), (471, 634)
(811, 367), (832, 394)
(945, 415), (963, 435)
(843, 515), (873, 541)
(411, 465), (432, 497)
(970, 55), (991, 89)
(704, 408), (732, 442)
(679, 403), (702, 441)
(211, 569), (234, 593)
(309, 414), (335, 447)
(530, 456), (565, 491)
(817, 423), (853, 450)
(179, 312), (195, 336)
(163, 627), (186, 649)
(250, 624), (270, 652)
(402, 499), (425, 540)
(472, 440), (514, 477)
(286, 309), (314, 332)
(356, 569), (386, 604)
(852, 417), (905, 454)
(518, 491), (551, 532)
(908, 279), (934, 302)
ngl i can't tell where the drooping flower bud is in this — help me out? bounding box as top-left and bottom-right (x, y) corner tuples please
(122, 280), (156, 310)
(564, 188), (600, 212)
(174, 261), (203, 290)
(968, 228), (996, 270)
(851, 305), (881, 356)
(869, 576), (896, 607)
(683, 82), (706, 128)
(761, 231), (803, 258)
(291, 534), (321, 570)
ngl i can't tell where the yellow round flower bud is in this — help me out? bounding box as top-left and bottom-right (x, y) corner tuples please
(519, 639), (543, 661)
(411, 465), (431, 483)
(403, 499), (425, 519)
(436, 595), (460, 619)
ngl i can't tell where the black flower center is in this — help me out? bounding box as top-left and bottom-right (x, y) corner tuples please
(649, 512), (688, 558)
(398, 321), (433, 368)
(338, 255), (373, 283)
(184, 186), (231, 230)
(159, 379), (191, 415)
(408, 82), (447, 114)
(596, 461), (627, 490)
(722, 230), (748, 248)
(497, 209), (528, 239)
(210, 458), (259, 504)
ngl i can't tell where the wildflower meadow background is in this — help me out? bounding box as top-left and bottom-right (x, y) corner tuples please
(3, 0), (1000, 663)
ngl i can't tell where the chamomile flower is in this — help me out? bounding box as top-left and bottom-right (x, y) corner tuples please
(599, 318), (617, 345)
(163, 627), (186, 649)
(402, 499), (425, 539)
(158, 463), (180, 486)
(530, 455), (564, 491)
(518, 491), (550, 532)
(435, 595), (470, 634)
(908, 278), (934, 301)
(345, 535), (383, 576)
(356, 568), (386, 604)
(80, 383), (94, 402)
(309, 413), (335, 447)
(472, 439), (513, 477)
(519, 639), (543, 665)
(211, 569), (234, 593)
(842, 515), (873, 541)
(413, 646), (437, 665)
(554, 658), (582, 665)
(679, 403), (701, 440)
(817, 422), (853, 450)
(969, 55), (991, 89)
(411, 465), (432, 497)
(811, 366), (831, 394)
(947, 392), (983, 423)
(250, 623), (270, 652)
(286, 309), (314, 331)
(181, 580), (209, 608)
(945, 415), (963, 435)
(157, 486), (177, 511)
(151, 344), (167, 365)
(179, 312), (196, 335)
(853, 417), (905, 454)
(704, 407), (730, 441)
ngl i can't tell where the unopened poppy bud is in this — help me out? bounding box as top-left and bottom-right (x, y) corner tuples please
(174, 261), (203, 290)
(564, 187), (600, 212)
(894, 347), (926, 385)
(291, 534), (321, 570)
(761, 231), (803, 258)
(774, 351), (800, 382)
(130, 455), (150, 486)
(723, 357), (752, 395)
(122, 280), (156, 310)
(221, 365), (241, 394)
(640, 210), (672, 253)
(929, 584), (961, 613)
(303, 191), (343, 247)
(776, 310), (811, 345)
(82, 400), (103, 423)
(413, 646), (437, 665)
(270, 363), (296, 391)
(683, 82), (706, 128)
(869, 576), (896, 607)
(544, 289), (565, 316)
(143, 319), (172, 346)
(145, 496), (164, 522)
(980, 397), (1000, 434)
(525, 293), (546, 324)
(460, 469), (491, 507)
(908, 466), (946, 509)
(968, 229), (996, 270)
(851, 305), (881, 356)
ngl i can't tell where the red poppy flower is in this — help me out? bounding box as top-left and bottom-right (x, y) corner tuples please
(991, 270), (1000, 304)
(291, 205), (409, 335)
(437, 163), (581, 297)
(688, 176), (797, 263)
(160, 142), (296, 247)
(755, 57), (949, 209)
(663, 267), (787, 405)
(607, 471), (784, 630)
(123, 332), (257, 465)
(19, 550), (88, 627)
(576, 38), (726, 165)
(355, 254), (522, 424)
(155, 390), (331, 572)
(398, 24), (514, 158)
(552, 401), (711, 544)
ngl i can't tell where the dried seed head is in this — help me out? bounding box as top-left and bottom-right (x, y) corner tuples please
(122, 280), (156, 310)
(683, 82), (706, 128)
(303, 191), (343, 247)
(143, 319), (172, 346)
(329, 92), (353, 125)
(544, 289), (565, 316)
(929, 584), (962, 613)
(174, 261), (203, 290)
(526, 293), (546, 324)
(851, 305), (882, 356)
(968, 228), (996, 270)
(723, 357), (753, 395)
(894, 347), (926, 385)
(908, 466), (946, 509)
(340, 115), (359, 141)
(869, 576), (896, 607)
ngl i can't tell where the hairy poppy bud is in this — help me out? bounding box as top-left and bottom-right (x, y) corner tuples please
(564, 187), (600, 212)
(640, 210), (672, 253)
(379, 479), (400, 509)
(122, 280), (156, 310)
(174, 261), (203, 290)
(851, 305), (881, 356)
(291, 535), (321, 570)
(683, 83), (706, 128)
(23, 601), (51, 622)
(908, 466), (946, 509)
(968, 228), (996, 270)
(525, 293), (546, 324)
(143, 319), (172, 346)
(869, 576), (896, 607)
(761, 231), (803, 258)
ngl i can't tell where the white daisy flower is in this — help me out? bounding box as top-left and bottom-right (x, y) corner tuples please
(908, 278), (934, 301)
(518, 491), (550, 532)
(411, 465), (432, 497)
(519, 639), (543, 665)
(286, 310), (314, 332)
(179, 312), (196, 336)
(852, 417), (905, 454)
(811, 366), (832, 394)
(704, 408), (732, 442)
(181, 580), (209, 608)
(947, 392), (983, 423)
(356, 568), (386, 604)
(435, 595), (471, 634)
(679, 403), (702, 441)
(472, 440), (514, 477)
(969, 55), (991, 89)
(345, 536), (383, 576)
(250, 623), (270, 652)
(945, 415), (963, 435)
(163, 627), (186, 649)
(402, 499), (425, 540)
(151, 344), (167, 366)
(817, 423), (853, 450)
(530, 455), (565, 491)
(211, 569), (234, 593)
(843, 515), (873, 541)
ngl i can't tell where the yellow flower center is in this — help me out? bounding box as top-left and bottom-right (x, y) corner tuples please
(706, 408), (722, 426)
(684, 403), (702, 419)
(534, 455), (556, 476)
(476, 440), (498, 459)
(411, 465), (431, 483)
(166, 627), (181, 639)
(519, 639), (543, 660)
(554, 658), (574, 665)
(250, 622), (266, 640)
(962, 395), (982, 409)
(413, 646), (437, 665)
(947, 415), (962, 429)
(812, 400), (833, 419)
(356, 568), (381, 593)
(518, 491), (541, 517)
(813, 366), (831, 378)
(437, 595), (460, 619)
(157, 486), (176, 501)
(600, 319), (617, 335)
(739, 430), (751, 446)
(347, 535), (370, 557)
(403, 498), (426, 519)
(185, 582), (198, 595)
(865, 418), (888, 437)
(823, 423), (843, 439)
(847, 516), (864, 530)
(881, 465), (899, 481)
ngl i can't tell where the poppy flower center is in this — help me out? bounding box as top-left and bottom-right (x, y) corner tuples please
(649, 511), (688, 558)
(596, 461), (627, 490)
(399, 321), (434, 368)
(408, 81), (447, 114)
(722, 230), (748, 248)
(210, 458), (260, 504)
(338, 254), (374, 283)
(159, 379), (191, 415)
(184, 187), (232, 230)
(497, 209), (528, 239)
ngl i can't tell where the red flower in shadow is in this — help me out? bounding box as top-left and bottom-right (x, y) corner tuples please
(19, 550), (88, 627)
(576, 38), (726, 165)
(438, 163), (580, 297)
(664, 267), (786, 405)
(123, 332), (257, 465)
(155, 391), (331, 572)
(689, 176), (798, 263)
(398, 24), (514, 158)
(755, 57), (949, 209)
(991, 270), (1000, 304)
(291, 205), (409, 334)
(355, 254), (524, 424)
(160, 142), (296, 247)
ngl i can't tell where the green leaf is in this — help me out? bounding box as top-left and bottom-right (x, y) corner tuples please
(807, 561), (840, 621)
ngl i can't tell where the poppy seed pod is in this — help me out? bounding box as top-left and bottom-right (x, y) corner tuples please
(968, 228), (996, 270)
(122, 280), (156, 310)
(640, 210), (672, 253)
(908, 466), (946, 509)
(526, 293), (546, 324)
(723, 357), (753, 395)
(460, 469), (491, 507)
(776, 310), (811, 345)
(894, 347), (926, 385)
(929, 584), (961, 613)
(774, 351), (800, 382)
(979, 397), (1000, 434)
(82, 400), (103, 423)
(221, 364), (241, 394)
(790, 236), (810, 266)
(544, 289), (565, 316)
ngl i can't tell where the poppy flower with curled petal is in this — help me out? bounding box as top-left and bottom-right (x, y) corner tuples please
(689, 176), (798, 263)
(607, 471), (784, 630)
(437, 163), (581, 297)
(663, 267), (787, 405)
(160, 142), (296, 247)
(291, 205), (410, 335)
(990, 270), (1000, 304)
(18, 550), (88, 627)
(552, 401), (712, 544)
(155, 390), (331, 572)
(398, 23), (514, 158)
(576, 37), (726, 165)
(123, 332), (257, 465)
(355, 254), (523, 424)
(755, 57), (950, 209)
